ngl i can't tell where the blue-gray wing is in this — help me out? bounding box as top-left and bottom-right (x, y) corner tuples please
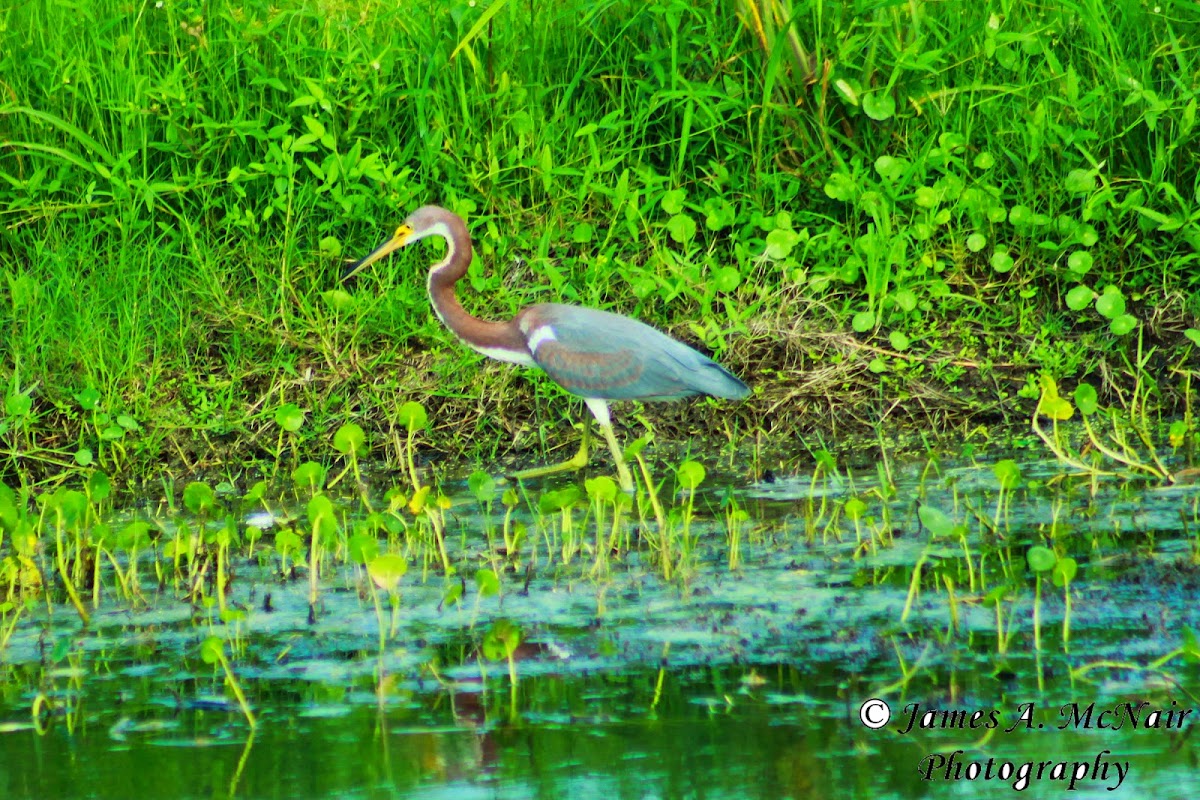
(518, 304), (749, 402)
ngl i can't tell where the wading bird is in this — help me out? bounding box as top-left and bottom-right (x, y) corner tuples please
(344, 205), (749, 492)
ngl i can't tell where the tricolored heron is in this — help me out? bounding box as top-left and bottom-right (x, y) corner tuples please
(344, 205), (749, 492)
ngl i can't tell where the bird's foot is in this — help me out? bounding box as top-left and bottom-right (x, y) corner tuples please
(507, 441), (590, 483)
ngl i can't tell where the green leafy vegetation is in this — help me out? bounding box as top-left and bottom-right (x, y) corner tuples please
(0, 0), (1197, 486)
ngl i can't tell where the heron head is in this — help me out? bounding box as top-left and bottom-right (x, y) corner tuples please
(342, 206), (456, 282)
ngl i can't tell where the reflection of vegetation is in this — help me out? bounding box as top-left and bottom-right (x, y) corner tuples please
(7, 640), (1200, 796)
(200, 635), (256, 729)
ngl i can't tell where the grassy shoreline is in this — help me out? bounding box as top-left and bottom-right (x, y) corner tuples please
(1, 0), (1198, 487)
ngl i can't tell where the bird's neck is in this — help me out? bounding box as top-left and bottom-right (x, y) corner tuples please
(426, 226), (534, 366)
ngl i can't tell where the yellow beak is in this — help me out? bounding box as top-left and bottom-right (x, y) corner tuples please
(342, 224), (413, 282)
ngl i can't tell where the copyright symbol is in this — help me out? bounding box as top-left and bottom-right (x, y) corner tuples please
(859, 698), (891, 729)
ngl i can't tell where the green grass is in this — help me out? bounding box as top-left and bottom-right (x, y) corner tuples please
(1, 0), (1198, 486)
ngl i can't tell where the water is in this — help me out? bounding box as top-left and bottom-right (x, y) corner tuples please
(3, 452), (1200, 798)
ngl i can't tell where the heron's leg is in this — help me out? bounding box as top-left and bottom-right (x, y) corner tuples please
(596, 421), (634, 493)
(584, 398), (635, 493)
(509, 415), (590, 481)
